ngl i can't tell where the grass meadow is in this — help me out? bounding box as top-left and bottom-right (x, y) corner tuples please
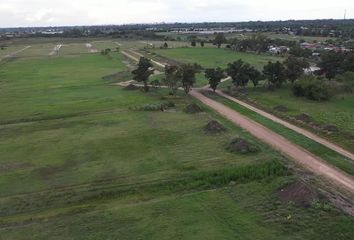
(0, 40), (353, 239)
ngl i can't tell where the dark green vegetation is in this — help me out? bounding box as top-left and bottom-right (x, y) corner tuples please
(1, 41), (354, 239)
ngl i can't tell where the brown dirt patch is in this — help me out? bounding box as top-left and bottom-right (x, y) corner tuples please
(227, 137), (258, 154)
(204, 120), (226, 133)
(184, 103), (203, 114)
(124, 84), (141, 91)
(279, 181), (318, 207)
(295, 113), (312, 123)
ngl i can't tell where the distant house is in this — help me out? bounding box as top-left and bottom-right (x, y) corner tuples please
(268, 46), (289, 54)
(304, 66), (321, 75)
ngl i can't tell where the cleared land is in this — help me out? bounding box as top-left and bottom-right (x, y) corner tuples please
(1, 40), (354, 239)
(152, 47), (283, 69)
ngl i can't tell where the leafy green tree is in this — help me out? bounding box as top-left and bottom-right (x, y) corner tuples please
(284, 56), (309, 83)
(132, 57), (154, 92)
(214, 33), (226, 48)
(226, 60), (260, 88)
(163, 42), (168, 48)
(191, 40), (197, 47)
(164, 65), (182, 96)
(263, 61), (287, 88)
(180, 64), (199, 94)
(205, 67), (225, 91)
(200, 41), (205, 47)
(318, 51), (344, 80)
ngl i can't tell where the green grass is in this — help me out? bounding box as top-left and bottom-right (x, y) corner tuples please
(225, 85), (354, 151)
(152, 47), (283, 70)
(202, 91), (354, 176)
(1, 42), (353, 239)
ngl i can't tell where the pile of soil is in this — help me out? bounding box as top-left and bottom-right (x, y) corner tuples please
(124, 84), (140, 91)
(273, 105), (289, 112)
(278, 181), (318, 208)
(204, 120), (226, 133)
(295, 113), (312, 123)
(227, 137), (258, 154)
(322, 124), (339, 132)
(184, 103), (203, 114)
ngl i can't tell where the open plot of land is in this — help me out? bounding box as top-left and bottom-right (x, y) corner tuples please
(1, 39), (354, 239)
(229, 86), (354, 151)
(152, 47), (283, 69)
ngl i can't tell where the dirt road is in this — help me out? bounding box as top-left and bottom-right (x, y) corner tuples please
(214, 89), (354, 161)
(190, 89), (354, 193)
(0, 46), (31, 61)
(120, 49), (354, 193)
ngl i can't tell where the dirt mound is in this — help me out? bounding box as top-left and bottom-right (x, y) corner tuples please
(273, 105), (288, 112)
(124, 84), (140, 91)
(227, 137), (258, 154)
(295, 113), (311, 123)
(322, 124), (339, 132)
(279, 181), (318, 208)
(184, 103), (203, 114)
(204, 120), (226, 133)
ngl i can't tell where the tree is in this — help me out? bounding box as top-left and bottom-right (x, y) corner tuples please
(318, 51), (344, 80)
(226, 60), (261, 88)
(180, 64), (199, 94)
(263, 61), (287, 88)
(191, 40), (197, 47)
(205, 67), (225, 91)
(164, 65), (182, 96)
(284, 56), (309, 83)
(132, 57), (154, 92)
(163, 42), (168, 48)
(200, 41), (205, 47)
(214, 33), (226, 48)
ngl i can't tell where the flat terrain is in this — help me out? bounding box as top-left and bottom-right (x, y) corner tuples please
(152, 47), (283, 69)
(0, 39), (354, 239)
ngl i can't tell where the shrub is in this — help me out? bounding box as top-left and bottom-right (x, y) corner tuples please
(293, 76), (332, 101)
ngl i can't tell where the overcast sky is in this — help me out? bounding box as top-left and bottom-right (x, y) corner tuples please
(0, 0), (352, 28)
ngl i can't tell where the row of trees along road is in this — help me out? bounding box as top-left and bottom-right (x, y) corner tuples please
(132, 55), (311, 95)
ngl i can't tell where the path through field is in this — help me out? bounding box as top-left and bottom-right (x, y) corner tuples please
(121, 48), (354, 194)
(49, 44), (62, 56)
(0, 46), (31, 61)
(86, 43), (98, 53)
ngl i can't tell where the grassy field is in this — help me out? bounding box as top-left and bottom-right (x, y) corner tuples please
(202, 91), (354, 176)
(218, 81), (354, 151)
(152, 47), (283, 70)
(0, 40), (353, 239)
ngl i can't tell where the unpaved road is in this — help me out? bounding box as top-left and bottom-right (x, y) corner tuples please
(190, 90), (354, 193)
(121, 49), (354, 193)
(215, 90), (354, 161)
(49, 44), (62, 56)
(0, 46), (31, 61)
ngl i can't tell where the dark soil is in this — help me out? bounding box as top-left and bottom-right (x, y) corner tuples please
(322, 124), (339, 132)
(204, 120), (226, 133)
(227, 137), (258, 154)
(295, 113), (312, 123)
(278, 181), (318, 208)
(184, 103), (203, 114)
(273, 105), (289, 112)
(124, 84), (140, 91)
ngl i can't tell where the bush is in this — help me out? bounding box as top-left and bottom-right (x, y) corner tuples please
(293, 76), (332, 101)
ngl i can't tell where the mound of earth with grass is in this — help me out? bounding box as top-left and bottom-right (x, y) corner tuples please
(273, 105), (288, 112)
(322, 124), (339, 132)
(204, 120), (226, 133)
(278, 181), (318, 208)
(227, 137), (258, 154)
(184, 103), (203, 114)
(124, 84), (140, 91)
(295, 113), (312, 123)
